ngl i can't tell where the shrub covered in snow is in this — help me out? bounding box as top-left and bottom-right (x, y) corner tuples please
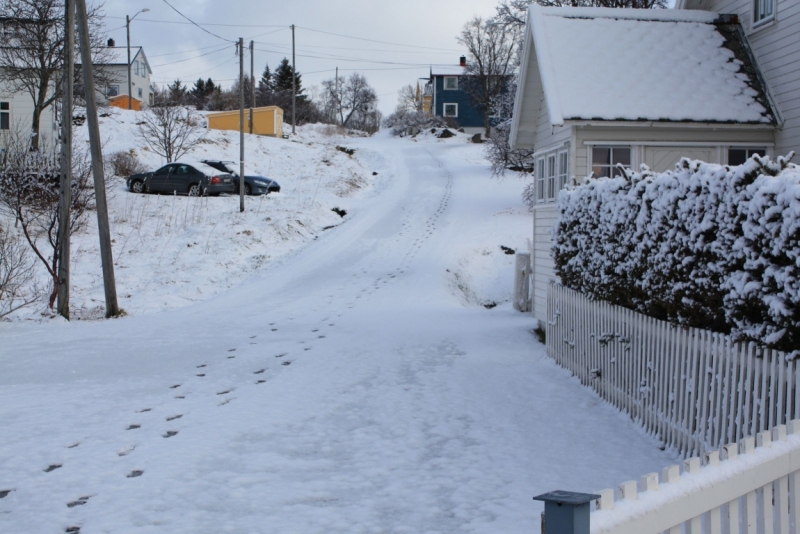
(553, 154), (799, 354)
(382, 110), (446, 136)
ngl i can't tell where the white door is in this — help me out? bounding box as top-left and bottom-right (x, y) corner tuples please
(643, 146), (715, 172)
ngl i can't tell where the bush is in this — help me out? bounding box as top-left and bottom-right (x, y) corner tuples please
(106, 150), (145, 177)
(553, 153), (799, 354)
(382, 110), (445, 136)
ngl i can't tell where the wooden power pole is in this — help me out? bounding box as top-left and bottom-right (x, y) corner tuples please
(76, 0), (120, 317)
(249, 40), (254, 135)
(291, 24), (296, 135)
(238, 37), (245, 213)
(57, 0), (74, 319)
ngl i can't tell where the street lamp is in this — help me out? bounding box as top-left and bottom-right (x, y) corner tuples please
(126, 8), (149, 110)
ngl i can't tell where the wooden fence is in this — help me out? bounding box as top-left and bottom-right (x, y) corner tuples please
(546, 283), (798, 459)
(590, 422), (800, 534)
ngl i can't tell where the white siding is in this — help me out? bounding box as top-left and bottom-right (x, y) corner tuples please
(531, 204), (559, 322)
(683, 0), (800, 158)
(0, 78), (58, 148)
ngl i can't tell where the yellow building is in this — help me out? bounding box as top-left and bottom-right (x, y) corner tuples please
(207, 106), (284, 137)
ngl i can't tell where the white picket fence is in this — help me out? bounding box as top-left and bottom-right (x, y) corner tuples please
(546, 284), (798, 458)
(591, 421), (800, 534)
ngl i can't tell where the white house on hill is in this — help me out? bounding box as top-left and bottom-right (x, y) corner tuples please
(93, 41), (154, 107)
(509, 5), (787, 322)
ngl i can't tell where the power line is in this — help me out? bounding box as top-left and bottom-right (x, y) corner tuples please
(146, 43), (228, 58)
(296, 26), (462, 52)
(254, 47), (430, 67)
(106, 15), (285, 28)
(160, 0), (234, 43)
(150, 44), (231, 68)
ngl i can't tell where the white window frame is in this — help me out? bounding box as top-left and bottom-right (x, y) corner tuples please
(590, 145), (631, 179)
(443, 103), (458, 118)
(106, 85), (120, 97)
(134, 60), (139, 76)
(753, 0), (775, 27)
(0, 101), (9, 130)
(536, 157), (545, 203)
(557, 150), (569, 193)
(443, 76), (458, 90)
(727, 146), (768, 166)
(137, 87), (143, 99)
(546, 154), (556, 201)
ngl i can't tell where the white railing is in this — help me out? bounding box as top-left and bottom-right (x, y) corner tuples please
(546, 284), (798, 458)
(591, 421), (800, 534)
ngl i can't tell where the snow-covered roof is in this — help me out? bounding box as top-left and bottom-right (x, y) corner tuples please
(430, 65), (465, 76)
(79, 47), (151, 73)
(528, 5), (774, 125)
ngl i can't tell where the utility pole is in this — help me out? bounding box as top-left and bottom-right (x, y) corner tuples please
(249, 40), (254, 135)
(57, 0), (74, 319)
(238, 37), (245, 213)
(336, 66), (342, 125)
(291, 24), (296, 135)
(126, 9), (149, 110)
(76, 0), (120, 317)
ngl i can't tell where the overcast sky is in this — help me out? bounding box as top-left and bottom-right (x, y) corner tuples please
(102, 0), (500, 116)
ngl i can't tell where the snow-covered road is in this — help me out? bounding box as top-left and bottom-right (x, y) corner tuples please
(0, 135), (675, 533)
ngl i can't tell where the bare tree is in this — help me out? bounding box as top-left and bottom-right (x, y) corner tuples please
(136, 106), (206, 163)
(0, 226), (42, 317)
(0, 0), (109, 150)
(0, 130), (94, 308)
(322, 73), (378, 129)
(457, 16), (519, 138)
(395, 84), (423, 113)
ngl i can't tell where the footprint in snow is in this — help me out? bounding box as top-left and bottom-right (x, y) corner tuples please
(0, 490), (13, 499)
(166, 414), (182, 421)
(175, 395), (185, 399)
(137, 408), (152, 413)
(275, 353), (287, 358)
(163, 431), (178, 438)
(67, 442), (80, 449)
(228, 355), (235, 359)
(126, 424), (140, 430)
(196, 364), (207, 369)
(282, 361), (292, 366)
(228, 349), (236, 352)
(218, 398), (233, 406)
(271, 328), (278, 332)
(256, 380), (266, 384)
(250, 335), (257, 339)
(217, 390), (232, 395)
(66, 496), (91, 508)
(127, 470), (143, 478)
(197, 373), (206, 377)
(44, 464), (62, 472)
(169, 384), (181, 389)
(254, 369), (266, 374)
(118, 446), (135, 457)
(65, 527), (81, 533)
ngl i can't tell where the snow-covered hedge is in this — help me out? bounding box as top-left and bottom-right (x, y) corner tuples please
(553, 154), (799, 354)
(382, 110), (445, 136)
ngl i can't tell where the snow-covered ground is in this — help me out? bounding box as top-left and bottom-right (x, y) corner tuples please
(0, 124), (676, 533)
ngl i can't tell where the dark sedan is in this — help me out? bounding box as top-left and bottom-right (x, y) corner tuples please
(201, 160), (281, 196)
(126, 161), (236, 196)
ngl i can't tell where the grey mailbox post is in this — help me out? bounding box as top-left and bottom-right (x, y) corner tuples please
(533, 490), (600, 534)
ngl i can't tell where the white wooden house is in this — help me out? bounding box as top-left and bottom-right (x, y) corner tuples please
(509, 5), (788, 322)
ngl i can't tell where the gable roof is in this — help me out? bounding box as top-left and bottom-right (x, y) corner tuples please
(523, 5), (775, 126)
(430, 65), (466, 77)
(77, 47), (152, 74)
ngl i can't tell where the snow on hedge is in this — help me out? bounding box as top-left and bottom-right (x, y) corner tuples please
(553, 154), (799, 354)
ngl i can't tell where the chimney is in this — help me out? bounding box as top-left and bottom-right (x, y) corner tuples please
(107, 38), (115, 47)
(460, 56), (466, 67)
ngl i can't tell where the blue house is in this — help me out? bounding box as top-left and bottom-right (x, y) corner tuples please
(427, 57), (485, 135)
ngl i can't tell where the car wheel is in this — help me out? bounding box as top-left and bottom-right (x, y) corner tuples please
(188, 184), (201, 197)
(131, 180), (145, 194)
(244, 184), (251, 195)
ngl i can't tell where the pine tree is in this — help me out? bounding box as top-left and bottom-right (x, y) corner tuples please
(167, 79), (187, 103)
(273, 58), (303, 95)
(256, 64), (273, 106)
(190, 78), (206, 98)
(205, 78), (216, 95)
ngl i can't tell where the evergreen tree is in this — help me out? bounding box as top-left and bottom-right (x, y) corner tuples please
(273, 58), (303, 95)
(205, 78), (216, 95)
(190, 78), (206, 98)
(256, 64), (273, 106)
(167, 79), (188, 103)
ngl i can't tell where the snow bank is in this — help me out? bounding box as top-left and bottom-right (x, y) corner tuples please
(553, 154), (799, 354)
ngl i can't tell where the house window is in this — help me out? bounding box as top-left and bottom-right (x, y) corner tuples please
(106, 85), (119, 97)
(557, 150), (569, 192)
(443, 76), (458, 90)
(138, 87), (143, 99)
(546, 154), (556, 201)
(753, 0), (775, 26)
(592, 146), (630, 178)
(728, 147), (767, 166)
(536, 157), (545, 202)
(134, 60), (139, 76)
(0, 102), (9, 130)
(443, 103), (458, 117)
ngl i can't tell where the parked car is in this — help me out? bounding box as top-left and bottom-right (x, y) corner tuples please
(126, 161), (236, 196)
(201, 160), (281, 195)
